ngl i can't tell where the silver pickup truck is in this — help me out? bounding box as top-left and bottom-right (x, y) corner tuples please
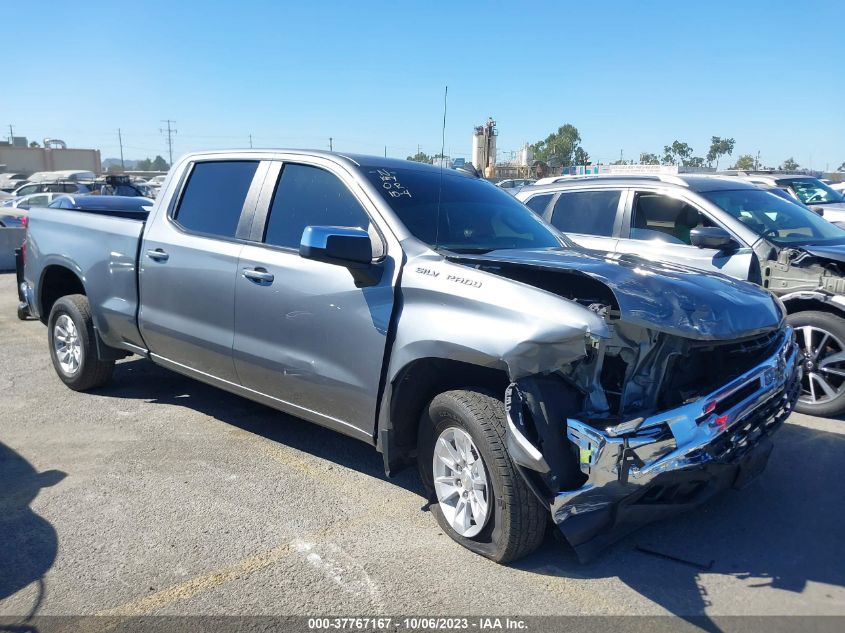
(20, 150), (800, 562)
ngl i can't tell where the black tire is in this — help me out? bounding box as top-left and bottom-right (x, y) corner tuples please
(417, 389), (548, 563)
(47, 294), (114, 391)
(787, 310), (845, 417)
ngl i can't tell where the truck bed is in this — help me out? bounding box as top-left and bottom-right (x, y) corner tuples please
(24, 207), (146, 351)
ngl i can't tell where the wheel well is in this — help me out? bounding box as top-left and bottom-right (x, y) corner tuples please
(39, 266), (85, 324)
(383, 358), (510, 474)
(782, 298), (845, 319)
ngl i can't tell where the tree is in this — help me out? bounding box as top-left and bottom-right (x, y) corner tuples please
(573, 147), (590, 166)
(687, 156), (706, 168)
(151, 155), (169, 171)
(781, 157), (799, 171)
(136, 157), (153, 171)
(706, 136), (735, 169)
(29, 141), (40, 148)
(639, 153), (660, 165)
(731, 154), (756, 170)
(530, 124), (586, 168)
(406, 151), (432, 163)
(662, 141), (693, 166)
(838, 162), (845, 171)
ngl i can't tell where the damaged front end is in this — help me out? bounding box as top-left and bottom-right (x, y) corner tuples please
(505, 326), (800, 561)
(406, 248), (802, 560)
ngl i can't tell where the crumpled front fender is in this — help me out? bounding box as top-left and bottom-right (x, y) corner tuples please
(505, 328), (801, 561)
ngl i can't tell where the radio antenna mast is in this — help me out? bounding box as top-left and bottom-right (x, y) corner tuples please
(434, 85), (447, 249)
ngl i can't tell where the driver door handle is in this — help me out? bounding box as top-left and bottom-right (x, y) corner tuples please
(146, 248), (169, 261)
(243, 267), (274, 284)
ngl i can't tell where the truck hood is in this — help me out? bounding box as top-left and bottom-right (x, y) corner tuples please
(451, 248), (783, 341)
(796, 241), (845, 265)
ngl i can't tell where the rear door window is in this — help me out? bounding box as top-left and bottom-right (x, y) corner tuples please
(630, 192), (713, 245)
(174, 160), (259, 238)
(550, 190), (621, 236)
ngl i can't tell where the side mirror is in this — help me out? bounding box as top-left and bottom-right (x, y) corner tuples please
(690, 227), (739, 252)
(812, 207), (825, 216)
(299, 226), (372, 268)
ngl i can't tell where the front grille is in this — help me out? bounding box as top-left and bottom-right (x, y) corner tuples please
(704, 378), (799, 463)
(658, 330), (783, 410)
(722, 329), (782, 359)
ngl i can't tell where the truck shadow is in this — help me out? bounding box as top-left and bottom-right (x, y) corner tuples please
(0, 442), (65, 622)
(515, 420), (845, 628)
(97, 359), (844, 625)
(97, 358), (423, 495)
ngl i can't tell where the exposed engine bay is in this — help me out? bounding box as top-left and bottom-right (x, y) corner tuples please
(762, 245), (845, 296)
(452, 251), (802, 560)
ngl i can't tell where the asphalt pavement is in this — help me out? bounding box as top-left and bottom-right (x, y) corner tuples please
(1, 271), (844, 623)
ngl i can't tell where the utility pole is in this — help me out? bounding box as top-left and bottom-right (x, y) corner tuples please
(329, 137), (333, 152)
(118, 128), (125, 171)
(160, 120), (177, 166)
(755, 150), (760, 170)
(7, 124), (13, 144)
(249, 134), (253, 149)
(384, 146), (387, 158)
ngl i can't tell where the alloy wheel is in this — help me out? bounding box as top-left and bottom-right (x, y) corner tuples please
(432, 426), (490, 538)
(53, 314), (82, 375)
(795, 325), (845, 406)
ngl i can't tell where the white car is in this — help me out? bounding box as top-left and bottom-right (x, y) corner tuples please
(729, 174), (845, 223)
(0, 192), (70, 226)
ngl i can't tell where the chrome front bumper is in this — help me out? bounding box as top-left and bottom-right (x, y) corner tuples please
(508, 327), (801, 560)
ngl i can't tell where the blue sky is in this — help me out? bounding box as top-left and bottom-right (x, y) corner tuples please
(7, 0), (844, 169)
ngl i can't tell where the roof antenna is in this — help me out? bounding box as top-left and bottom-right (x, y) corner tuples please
(434, 85), (447, 250)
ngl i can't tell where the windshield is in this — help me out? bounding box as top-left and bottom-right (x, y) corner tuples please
(703, 188), (845, 245)
(779, 178), (845, 205)
(362, 166), (566, 253)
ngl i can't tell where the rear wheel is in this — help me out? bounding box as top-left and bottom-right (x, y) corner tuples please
(47, 294), (114, 391)
(417, 389), (548, 563)
(788, 311), (845, 417)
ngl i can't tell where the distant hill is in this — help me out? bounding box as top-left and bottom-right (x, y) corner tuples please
(102, 157), (139, 170)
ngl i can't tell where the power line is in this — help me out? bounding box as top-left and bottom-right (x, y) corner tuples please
(160, 120), (177, 166)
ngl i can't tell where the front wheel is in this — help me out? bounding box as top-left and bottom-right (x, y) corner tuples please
(417, 389), (548, 563)
(788, 311), (845, 417)
(47, 294), (114, 391)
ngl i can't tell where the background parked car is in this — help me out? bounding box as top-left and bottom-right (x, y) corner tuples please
(496, 178), (536, 190)
(11, 181), (93, 197)
(0, 173), (30, 193)
(730, 174), (845, 222)
(25, 170), (96, 183)
(0, 192), (68, 226)
(516, 174), (845, 417)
